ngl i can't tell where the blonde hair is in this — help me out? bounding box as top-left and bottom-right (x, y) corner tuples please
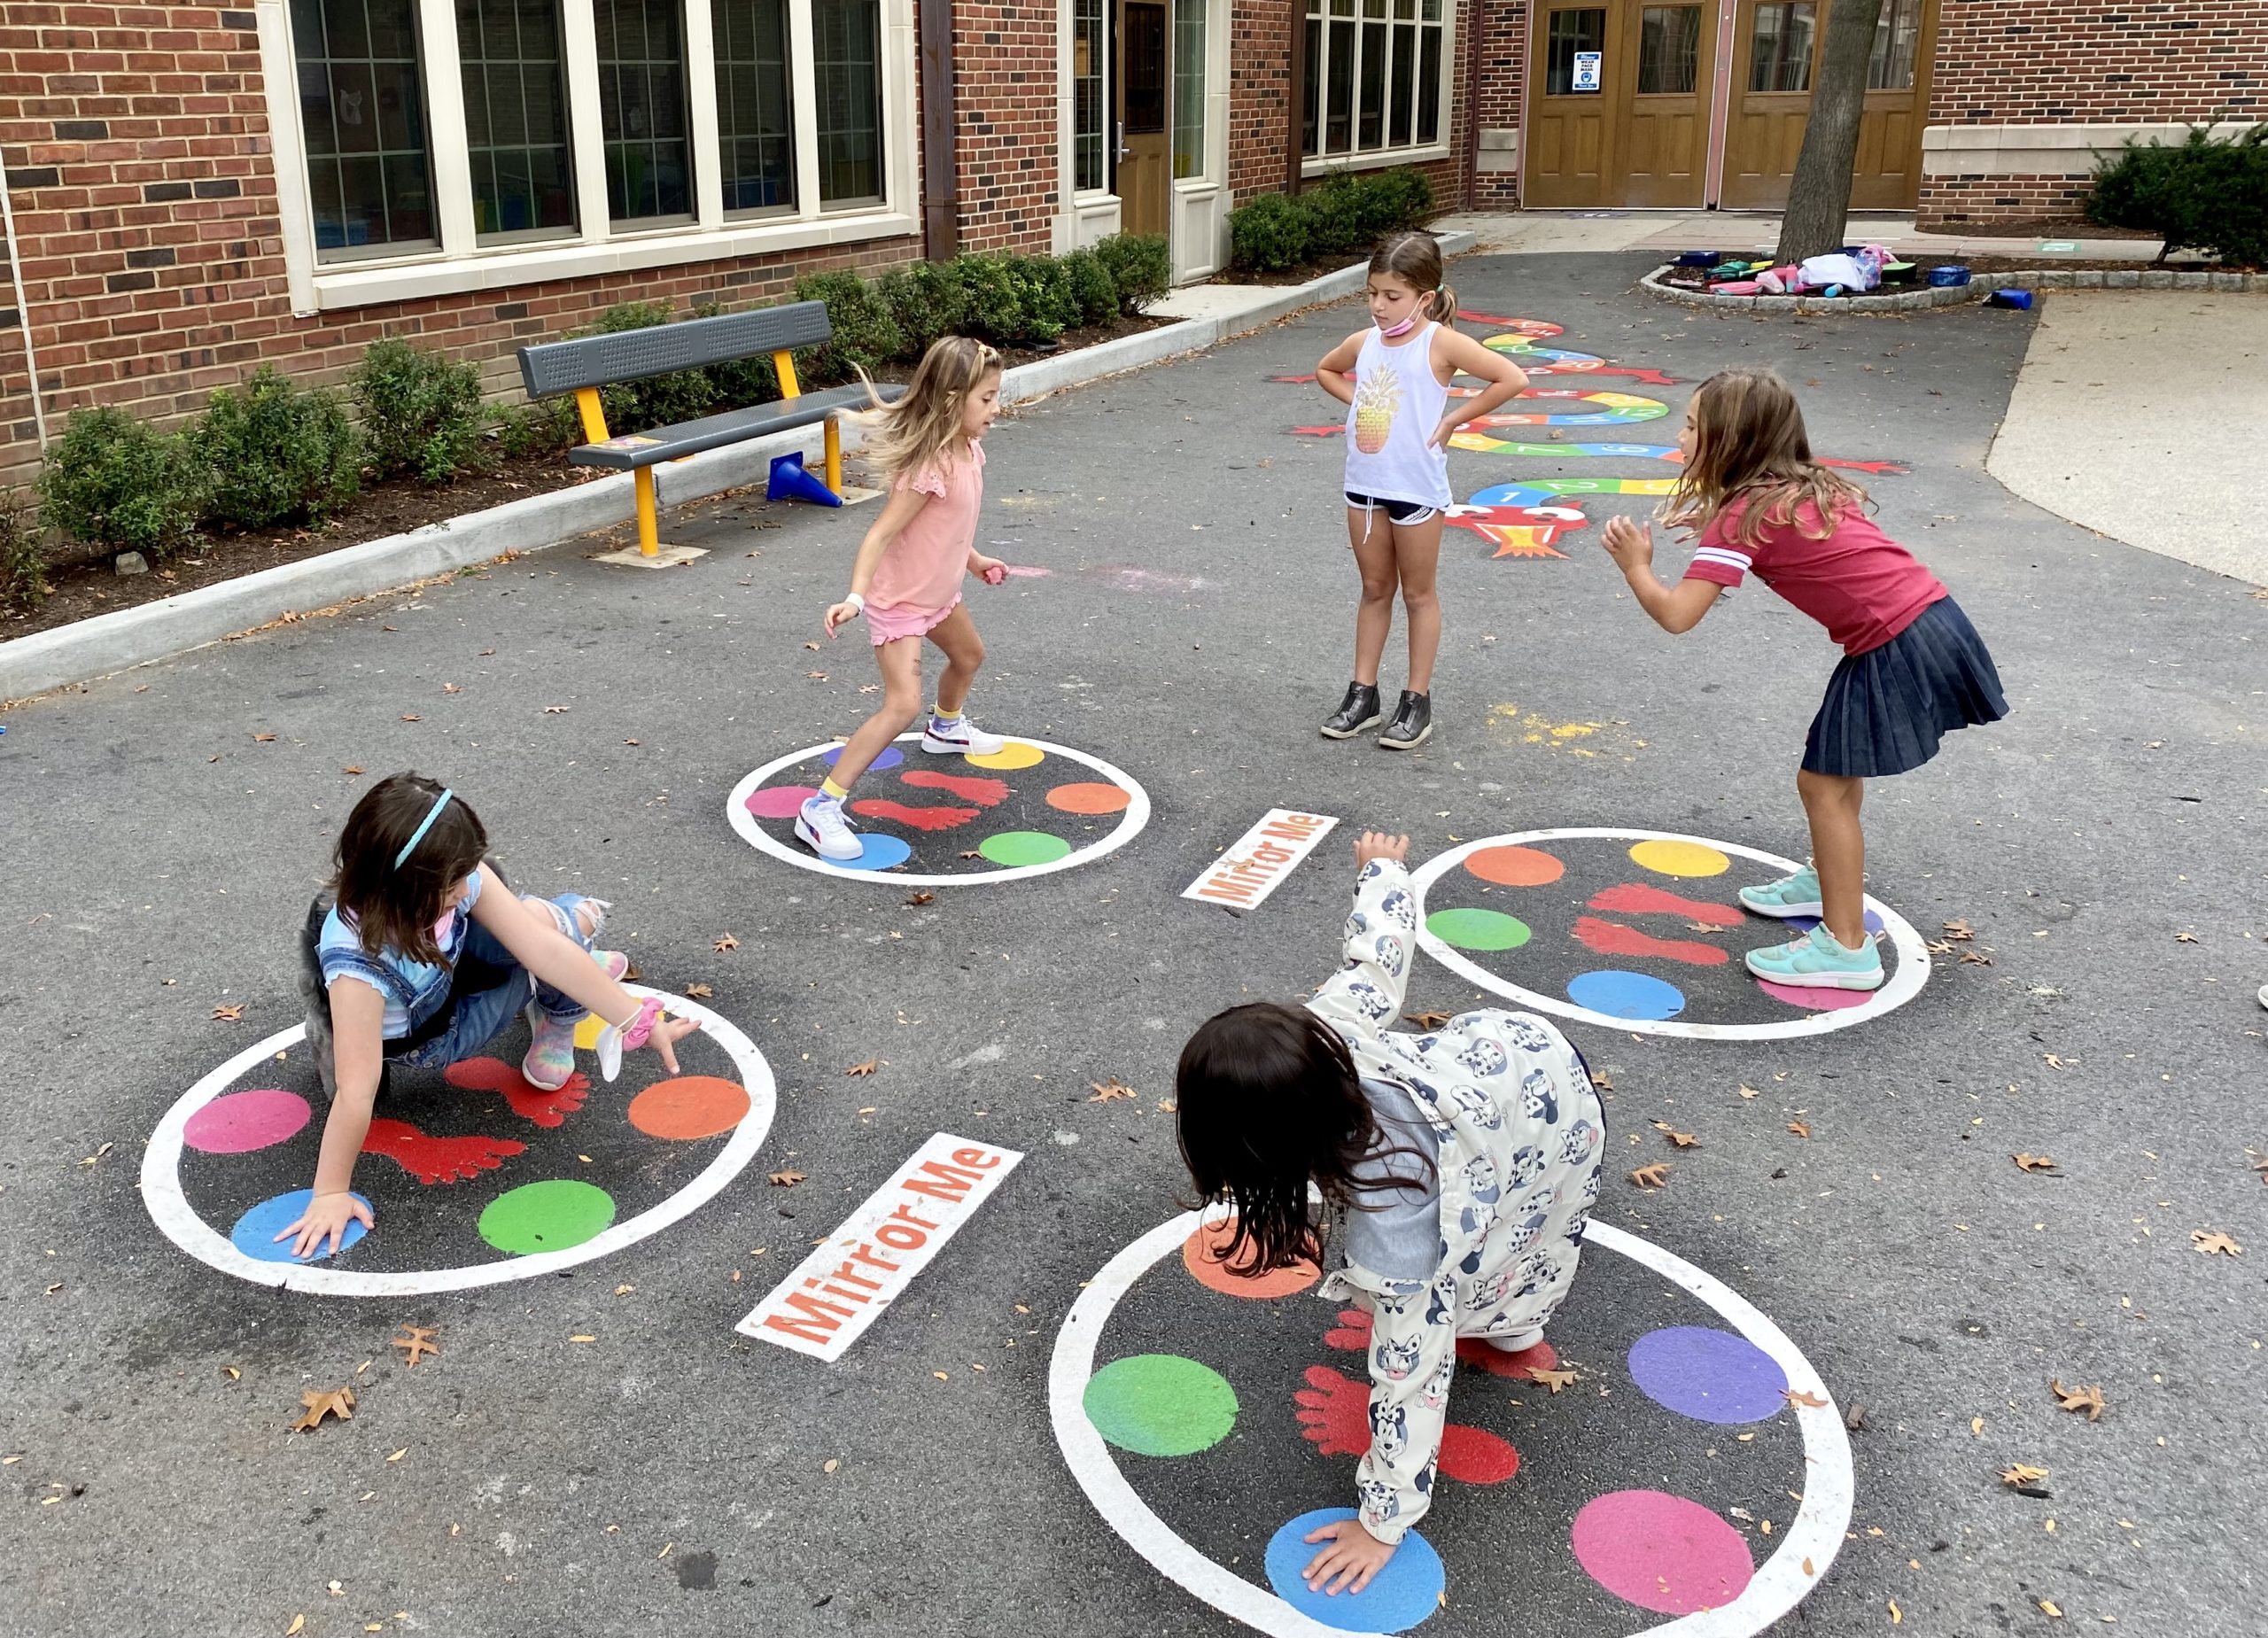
(1369, 231), (1457, 323)
(1660, 369), (1869, 547)
(854, 336), (1003, 485)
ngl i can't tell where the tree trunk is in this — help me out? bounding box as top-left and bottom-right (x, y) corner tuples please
(1774, 0), (1887, 267)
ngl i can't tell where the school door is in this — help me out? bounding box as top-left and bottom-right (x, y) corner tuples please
(1116, 0), (1171, 236)
(1719, 0), (1935, 208)
(1525, 2), (1723, 209)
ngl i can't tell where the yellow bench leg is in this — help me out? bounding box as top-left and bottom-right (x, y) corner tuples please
(824, 415), (843, 496)
(634, 466), (660, 558)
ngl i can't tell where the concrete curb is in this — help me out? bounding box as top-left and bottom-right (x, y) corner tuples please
(0, 232), (1472, 704)
(1639, 261), (2268, 314)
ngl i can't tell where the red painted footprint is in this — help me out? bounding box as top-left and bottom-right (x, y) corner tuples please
(1297, 1362), (1522, 1483)
(899, 770), (1010, 805)
(444, 1055), (591, 1127)
(1329, 1306), (1560, 1379)
(361, 1117), (525, 1184)
(1572, 914), (1730, 967)
(851, 800), (980, 832)
(1586, 882), (1744, 926)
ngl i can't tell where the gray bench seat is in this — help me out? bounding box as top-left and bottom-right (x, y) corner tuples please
(568, 383), (894, 470)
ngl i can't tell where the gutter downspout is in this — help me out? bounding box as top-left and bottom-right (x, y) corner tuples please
(0, 167), (49, 453)
(1461, 0), (1482, 208)
(918, 0), (959, 259)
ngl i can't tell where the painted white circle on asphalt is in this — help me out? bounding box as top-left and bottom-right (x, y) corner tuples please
(1049, 1211), (1854, 1637)
(1408, 827), (1929, 1041)
(141, 987), (774, 1297)
(726, 733), (1152, 887)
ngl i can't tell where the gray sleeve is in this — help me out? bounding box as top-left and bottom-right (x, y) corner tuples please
(1340, 1079), (1441, 1283)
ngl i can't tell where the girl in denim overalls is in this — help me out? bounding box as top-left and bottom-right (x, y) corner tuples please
(278, 773), (699, 1260)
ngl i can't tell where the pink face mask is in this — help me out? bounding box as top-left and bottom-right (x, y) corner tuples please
(1379, 314), (1419, 338)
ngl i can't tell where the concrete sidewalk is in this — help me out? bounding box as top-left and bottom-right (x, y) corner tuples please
(1433, 208), (2169, 263)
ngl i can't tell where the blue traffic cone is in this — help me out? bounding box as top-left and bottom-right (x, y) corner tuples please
(767, 452), (843, 508)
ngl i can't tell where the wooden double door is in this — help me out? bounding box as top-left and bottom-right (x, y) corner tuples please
(1525, 0), (1934, 211)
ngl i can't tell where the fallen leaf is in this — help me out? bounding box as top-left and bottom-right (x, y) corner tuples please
(1684, 920), (1719, 933)
(1737, 1083), (1761, 1099)
(342, 764), (365, 775)
(252, 731), (277, 741)
(1403, 1010), (1452, 1029)
(804, 640), (821, 650)
(292, 1386), (356, 1432)
(569, 1335), (596, 1344)
(2173, 931), (2200, 943)
(442, 683), (462, 695)
(391, 1324), (439, 1367)
(223, 1365), (240, 1381)
(624, 738), (640, 746)
(1629, 1162), (1670, 1189)
(1588, 1067), (1613, 1091)
(2039, 1600), (2062, 1619)
(714, 933), (741, 951)
(903, 890), (936, 907)
(387, 1448), (408, 1463)
(543, 704), (571, 714)
(1783, 1388), (1829, 1409)
(1959, 949), (1994, 966)
(1530, 1367), (1579, 1393)
(2049, 1378), (2105, 1421)
(1787, 1120), (1812, 1138)
(400, 713), (421, 723)
(846, 1059), (879, 1077)
(804, 671), (828, 681)
(1926, 939), (1954, 955)
(1890, 1601), (1902, 1625)
(212, 1003), (245, 1021)
(1088, 1079), (1136, 1103)
(1651, 1121), (1699, 1147)
(933, 1370), (950, 1381)
(684, 982), (714, 998)
(959, 850), (982, 859)
(2013, 1153), (2059, 1173)
(1941, 919), (1974, 941)
(2042, 1053), (2073, 1069)
(2191, 1229), (2242, 1256)
(823, 1458), (840, 1473)
(768, 1169), (806, 1187)
(286, 1619), (306, 1637)
(479, 648), (495, 656)
(2000, 1463), (2049, 1487)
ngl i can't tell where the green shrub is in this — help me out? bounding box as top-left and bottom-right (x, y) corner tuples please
(1060, 247), (1122, 328)
(193, 367), (361, 530)
(944, 252), (1029, 346)
(0, 488), (48, 615)
(707, 351), (783, 409)
(2089, 122), (2268, 267)
(38, 407), (207, 558)
(1366, 167), (1436, 234)
(582, 300), (718, 433)
(352, 338), (487, 485)
(1093, 232), (1170, 314)
(790, 270), (908, 384)
(1298, 174), (1371, 257)
(1009, 254), (1082, 344)
(1230, 191), (1312, 274)
(489, 397), (582, 459)
(878, 264), (967, 356)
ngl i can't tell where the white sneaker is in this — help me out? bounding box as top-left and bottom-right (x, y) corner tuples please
(921, 713), (1006, 756)
(795, 794), (863, 862)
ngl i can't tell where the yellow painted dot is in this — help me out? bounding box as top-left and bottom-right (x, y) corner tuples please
(964, 741), (1045, 770)
(1628, 838), (1732, 878)
(574, 1013), (605, 1050)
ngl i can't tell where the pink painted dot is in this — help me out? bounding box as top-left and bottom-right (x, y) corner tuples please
(744, 784), (821, 819)
(1572, 1490), (1755, 1615)
(183, 1089), (313, 1154)
(1757, 977), (1874, 1012)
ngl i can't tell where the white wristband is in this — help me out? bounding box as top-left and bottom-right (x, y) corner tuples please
(843, 592), (865, 615)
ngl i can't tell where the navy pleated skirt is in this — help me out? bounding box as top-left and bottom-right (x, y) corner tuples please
(1803, 596), (2007, 778)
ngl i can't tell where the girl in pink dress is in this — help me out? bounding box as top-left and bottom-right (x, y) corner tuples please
(799, 337), (1014, 861)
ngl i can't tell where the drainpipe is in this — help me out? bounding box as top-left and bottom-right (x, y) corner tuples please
(918, 0), (959, 259)
(0, 167), (49, 453)
(1285, 0), (1306, 196)
(1462, 0), (1482, 208)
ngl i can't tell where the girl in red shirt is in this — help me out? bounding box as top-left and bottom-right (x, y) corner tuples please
(1601, 369), (2005, 990)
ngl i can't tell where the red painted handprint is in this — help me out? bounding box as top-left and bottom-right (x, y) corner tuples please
(1324, 1307), (1373, 1353)
(1294, 1364), (1371, 1457)
(362, 1117), (526, 1184)
(444, 1055), (591, 1128)
(1324, 1306), (1559, 1380)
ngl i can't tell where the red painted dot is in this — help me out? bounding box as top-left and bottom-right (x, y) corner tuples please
(1572, 1490), (1755, 1615)
(1458, 1336), (1559, 1378)
(627, 1075), (751, 1140)
(1181, 1217), (1319, 1299)
(1439, 1424), (1520, 1484)
(1045, 781), (1131, 816)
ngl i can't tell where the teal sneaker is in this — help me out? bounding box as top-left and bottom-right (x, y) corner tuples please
(1744, 923), (1885, 991)
(1739, 865), (1824, 920)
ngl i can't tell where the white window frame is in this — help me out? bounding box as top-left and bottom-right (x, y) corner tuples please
(1299, 0), (1456, 178)
(259, 0), (919, 314)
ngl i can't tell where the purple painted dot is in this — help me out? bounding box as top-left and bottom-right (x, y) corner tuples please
(821, 744), (902, 772)
(1627, 1326), (1789, 1424)
(183, 1089), (313, 1155)
(1785, 908), (1886, 936)
(744, 784), (820, 819)
(1572, 1490), (1755, 1615)
(1757, 977), (1873, 1012)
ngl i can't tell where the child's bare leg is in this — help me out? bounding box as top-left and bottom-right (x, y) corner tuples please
(1348, 506), (1397, 687)
(1392, 516), (1444, 694)
(829, 637), (926, 788)
(925, 604), (986, 716)
(1798, 769), (1868, 947)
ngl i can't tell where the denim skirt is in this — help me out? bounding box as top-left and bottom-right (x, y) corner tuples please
(1803, 596), (2007, 778)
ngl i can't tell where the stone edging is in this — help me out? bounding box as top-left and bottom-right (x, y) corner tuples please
(1640, 262), (2268, 314)
(0, 231), (1472, 705)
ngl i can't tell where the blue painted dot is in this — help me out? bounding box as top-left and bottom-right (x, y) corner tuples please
(821, 744), (903, 772)
(1627, 1326), (1790, 1424)
(230, 1189), (373, 1263)
(1786, 909), (1887, 936)
(1567, 969), (1686, 1021)
(1264, 1509), (1445, 1632)
(829, 833), (913, 872)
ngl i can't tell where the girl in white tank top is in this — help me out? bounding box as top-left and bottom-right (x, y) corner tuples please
(1313, 233), (1529, 750)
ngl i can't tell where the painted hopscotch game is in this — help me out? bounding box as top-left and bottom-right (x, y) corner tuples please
(1052, 1208), (1850, 1636)
(728, 734), (1150, 884)
(143, 991), (774, 1296)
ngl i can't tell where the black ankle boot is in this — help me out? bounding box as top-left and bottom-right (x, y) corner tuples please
(1379, 689), (1433, 749)
(1320, 681), (1382, 739)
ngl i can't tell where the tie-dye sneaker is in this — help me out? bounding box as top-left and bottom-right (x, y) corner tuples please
(1743, 923), (1884, 991)
(1737, 865), (1824, 919)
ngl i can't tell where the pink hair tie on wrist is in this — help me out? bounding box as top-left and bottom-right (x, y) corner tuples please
(594, 995), (665, 1083)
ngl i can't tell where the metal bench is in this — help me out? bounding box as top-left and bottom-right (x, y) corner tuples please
(515, 301), (892, 562)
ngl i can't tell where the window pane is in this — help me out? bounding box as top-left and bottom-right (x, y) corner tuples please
(595, 0), (691, 222)
(813, 0), (882, 205)
(716, 0), (795, 212)
(1325, 18), (1354, 151)
(459, 0), (576, 238)
(1075, 0), (1106, 190)
(1635, 5), (1699, 94)
(1416, 22), (1441, 142)
(1544, 8), (1605, 96)
(1172, 0), (1205, 179)
(1301, 14), (1320, 156)
(1746, 2), (1814, 94)
(1387, 21), (1412, 145)
(1868, 0), (1921, 90)
(293, 0), (435, 255)
(1357, 19), (1386, 148)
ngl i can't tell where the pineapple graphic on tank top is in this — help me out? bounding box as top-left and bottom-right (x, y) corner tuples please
(1342, 320), (1454, 511)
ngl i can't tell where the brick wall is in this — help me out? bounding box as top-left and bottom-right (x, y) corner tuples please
(950, 0), (1059, 252)
(1471, 0), (1526, 208)
(1918, 0), (2268, 226)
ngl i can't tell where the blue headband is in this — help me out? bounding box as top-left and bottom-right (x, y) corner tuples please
(393, 788), (455, 869)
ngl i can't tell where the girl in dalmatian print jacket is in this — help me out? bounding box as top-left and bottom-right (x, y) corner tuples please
(1176, 832), (1604, 1600)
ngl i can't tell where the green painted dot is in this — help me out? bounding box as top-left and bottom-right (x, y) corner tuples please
(1084, 1354), (1239, 1456)
(978, 830), (1073, 867)
(1426, 906), (1533, 951)
(478, 1179), (617, 1255)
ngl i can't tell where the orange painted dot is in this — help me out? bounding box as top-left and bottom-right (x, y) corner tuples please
(626, 1075), (751, 1141)
(1045, 781), (1132, 816)
(1464, 844), (1565, 887)
(1182, 1216), (1321, 1299)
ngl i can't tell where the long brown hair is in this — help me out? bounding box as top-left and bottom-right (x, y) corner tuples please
(329, 773), (488, 967)
(1369, 231), (1457, 323)
(1660, 369), (1868, 547)
(1175, 1001), (1434, 1276)
(852, 335), (1003, 487)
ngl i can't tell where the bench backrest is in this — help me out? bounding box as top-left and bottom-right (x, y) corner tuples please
(517, 300), (835, 399)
